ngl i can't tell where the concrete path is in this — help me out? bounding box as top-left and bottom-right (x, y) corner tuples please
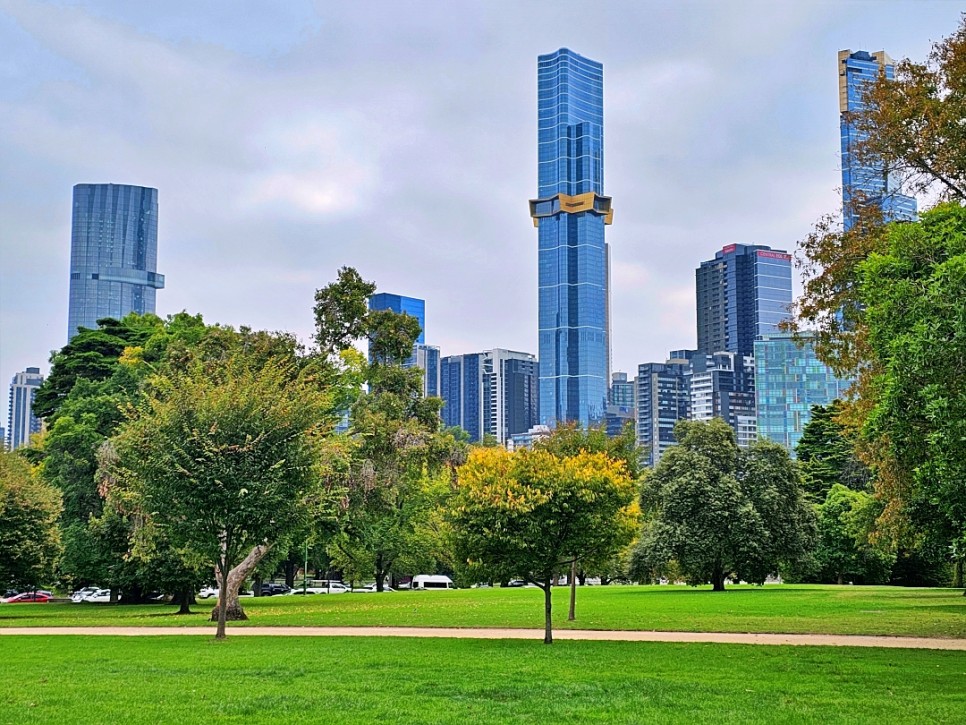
(1, 626), (965, 650)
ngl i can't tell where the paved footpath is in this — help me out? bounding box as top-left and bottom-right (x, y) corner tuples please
(2, 626), (965, 650)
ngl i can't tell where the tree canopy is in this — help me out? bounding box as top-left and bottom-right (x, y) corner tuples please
(451, 446), (637, 643)
(0, 451), (62, 591)
(631, 419), (814, 591)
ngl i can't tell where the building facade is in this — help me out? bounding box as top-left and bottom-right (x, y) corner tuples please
(531, 48), (613, 428)
(838, 50), (917, 230)
(635, 353), (693, 467)
(689, 352), (758, 448)
(68, 184), (164, 340)
(755, 333), (854, 454)
(367, 293), (426, 345)
(406, 344), (440, 398)
(695, 244), (793, 357)
(441, 349), (538, 445)
(7, 367), (44, 450)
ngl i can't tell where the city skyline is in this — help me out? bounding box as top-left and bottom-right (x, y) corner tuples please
(1, 1), (960, 427)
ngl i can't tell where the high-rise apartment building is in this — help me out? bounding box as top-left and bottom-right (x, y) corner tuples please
(406, 344), (440, 398)
(67, 184), (164, 339)
(838, 50), (917, 230)
(689, 352), (758, 448)
(695, 244), (792, 357)
(7, 367), (44, 450)
(755, 333), (854, 454)
(636, 354), (692, 467)
(441, 349), (538, 445)
(530, 48), (613, 428)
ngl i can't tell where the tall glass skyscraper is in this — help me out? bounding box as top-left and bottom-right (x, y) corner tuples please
(838, 50), (917, 230)
(367, 293), (426, 344)
(67, 184), (165, 340)
(695, 244), (792, 357)
(530, 48), (613, 427)
(7, 367), (44, 450)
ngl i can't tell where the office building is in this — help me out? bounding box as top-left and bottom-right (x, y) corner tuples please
(689, 352), (758, 448)
(530, 48), (613, 428)
(7, 367), (44, 450)
(367, 293), (426, 345)
(442, 349), (538, 445)
(635, 353), (693, 467)
(696, 244), (792, 357)
(406, 344), (440, 398)
(755, 333), (854, 454)
(605, 372), (635, 437)
(68, 184), (164, 339)
(838, 50), (917, 230)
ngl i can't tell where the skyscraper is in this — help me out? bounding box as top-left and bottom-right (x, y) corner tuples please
(67, 184), (165, 339)
(367, 293), (426, 345)
(689, 352), (758, 448)
(838, 50), (917, 230)
(441, 349), (538, 445)
(755, 333), (854, 454)
(530, 48), (613, 428)
(7, 367), (44, 450)
(635, 353), (693, 467)
(695, 244), (792, 357)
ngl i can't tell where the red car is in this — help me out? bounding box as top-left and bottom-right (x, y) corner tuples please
(2, 592), (52, 603)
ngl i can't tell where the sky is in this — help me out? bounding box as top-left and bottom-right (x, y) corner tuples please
(0, 0), (962, 428)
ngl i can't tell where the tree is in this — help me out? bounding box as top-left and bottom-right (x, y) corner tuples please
(849, 18), (966, 203)
(0, 451), (62, 591)
(813, 485), (894, 585)
(109, 354), (340, 638)
(313, 269), (466, 592)
(450, 447), (637, 644)
(535, 421), (642, 618)
(796, 401), (872, 502)
(631, 420), (814, 591)
(858, 203), (966, 590)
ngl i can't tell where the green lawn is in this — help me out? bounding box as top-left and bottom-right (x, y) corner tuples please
(0, 635), (963, 724)
(2, 584), (964, 638)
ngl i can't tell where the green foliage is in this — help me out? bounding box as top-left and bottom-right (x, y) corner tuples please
(812, 485), (894, 585)
(535, 420), (643, 480)
(631, 419), (815, 590)
(796, 401), (872, 502)
(0, 450), (62, 589)
(859, 204), (966, 571)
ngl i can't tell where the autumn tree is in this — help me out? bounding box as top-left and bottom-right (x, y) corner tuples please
(450, 447), (637, 644)
(631, 419), (814, 591)
(0, 451), (62, 591)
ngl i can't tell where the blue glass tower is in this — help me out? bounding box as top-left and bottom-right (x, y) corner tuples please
(839, 50), (917, 230)
(367, 293), (425, 344)
(67, 184), (165, 339)
(530, 48), (612, 427)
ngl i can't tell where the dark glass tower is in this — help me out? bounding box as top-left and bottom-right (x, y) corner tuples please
(838, 50), (917, 230)
(67, 184), (165, 340)
(530, 48), (613, 427)
(695, 244), (792, 357)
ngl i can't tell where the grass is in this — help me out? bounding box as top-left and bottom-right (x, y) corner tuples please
(1, 584), (964, 638)
(1, 635), (964, 724)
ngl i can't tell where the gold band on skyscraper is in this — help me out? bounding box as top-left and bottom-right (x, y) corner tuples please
(528, 192), (614, 227)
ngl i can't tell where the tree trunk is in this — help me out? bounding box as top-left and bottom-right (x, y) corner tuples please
(210, 543), (273, 627)
(711, 567), (726, 592)
(952, 558), (963, 589)
(568, 558), (577, 622)
(577, 570), (587, 586)
(375, 555), (385, 592)
(837, 572), (844, 586)
(284, 558), (297, 588)
(543, 576), (553, 645)
(253, 575), (263, 597)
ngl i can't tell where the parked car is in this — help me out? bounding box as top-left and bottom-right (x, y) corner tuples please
(259, 583), (291, 596)
(352, 584), (396, 593)
(410, 575), (456, 591)
(81, 588), (118, 603)
(71, 586), (100, 603)
(198, 586), (218, 599)
(287, 581), (351, 595)
(2, 592), (52, 603)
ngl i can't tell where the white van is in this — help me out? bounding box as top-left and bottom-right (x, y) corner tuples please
(410, 575), (455, 591)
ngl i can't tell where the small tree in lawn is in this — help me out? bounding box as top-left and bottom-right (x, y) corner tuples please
(110, 355), (338, 639)
(450, 447), (637, 644)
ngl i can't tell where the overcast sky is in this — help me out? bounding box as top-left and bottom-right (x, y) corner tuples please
(1, 0), (962, 427)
